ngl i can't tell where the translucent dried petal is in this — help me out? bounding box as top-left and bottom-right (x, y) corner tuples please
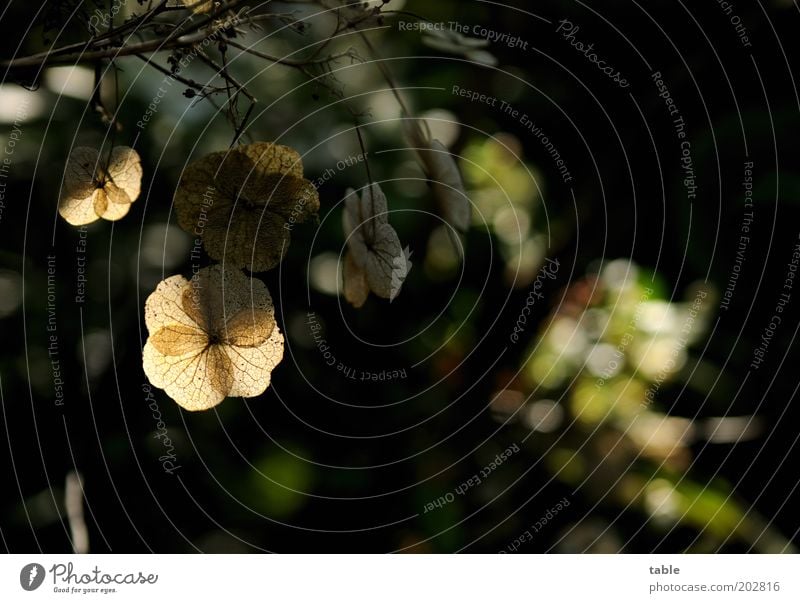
(240, 141), (304, 179)
(181, 264), (276, 333)
(64, 147), (101, 200)
(201, 206), (291, 273)
(390, 246), (413, 301)
(363, 223), (403, 299)
(181, 272), (225, 333)
(143, 341), (234, 411)
(142, 265), (283, 411)
(341, 184), (407, 305)
(224, 327), (284, 397)
(174, 152), (231, 235)
(92, 188), (109, 218)
(149, 324), (209, 356)
(145, 274), (198, 332)
(59, 145), (142, 225)
(343, 184), (389, 256)
(224, 309), (275, 348)
(174, 142), (319, 271)
(106, 146), (143, 204)
(97, 196), (131, 221)
(59, 191), (100, 226)
(343, 185), (389, 232)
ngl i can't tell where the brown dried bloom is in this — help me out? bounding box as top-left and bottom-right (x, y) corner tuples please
(174, 142), (320, 272)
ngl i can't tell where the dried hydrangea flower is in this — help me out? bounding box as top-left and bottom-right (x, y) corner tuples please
(341, 184), (408, 307)
(174, 142), (319, 272)
(58, 146), (142, 226)
(142, 264), (284, 411)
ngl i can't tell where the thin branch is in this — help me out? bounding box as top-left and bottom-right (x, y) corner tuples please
(196, 53), (255, 103)
(136, 53), (225, 97)
(224, 39), (357, 68)
(196, 51), (257, 141)
(2, 0), (246, 71)
(230, 101), (255, 147)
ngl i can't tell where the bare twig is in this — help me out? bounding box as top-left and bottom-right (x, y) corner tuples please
(224, 39), (357, 68)
(196, 51), (257, 142)
(1, 0), (246, 71)
(136, 54), (226, 98)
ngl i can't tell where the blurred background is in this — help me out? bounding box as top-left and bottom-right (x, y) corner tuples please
(1, 0), (799, 552)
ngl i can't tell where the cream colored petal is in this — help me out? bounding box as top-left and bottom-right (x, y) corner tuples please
(98, 196), (131, 221)
(64, 147), (100, 200)
(103, 181), (133, 205)
(224, 326), (284, 398)
(144, 273), (198, 332)
(107, 146), (142, 203)
(181, 270), (224, 332)
(142, 267), (281, 410)
(93, 187), (108, 218)
(58, 190), (100, 226)
(143, 341), (233, 411)
(181, 264), (275, 334)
